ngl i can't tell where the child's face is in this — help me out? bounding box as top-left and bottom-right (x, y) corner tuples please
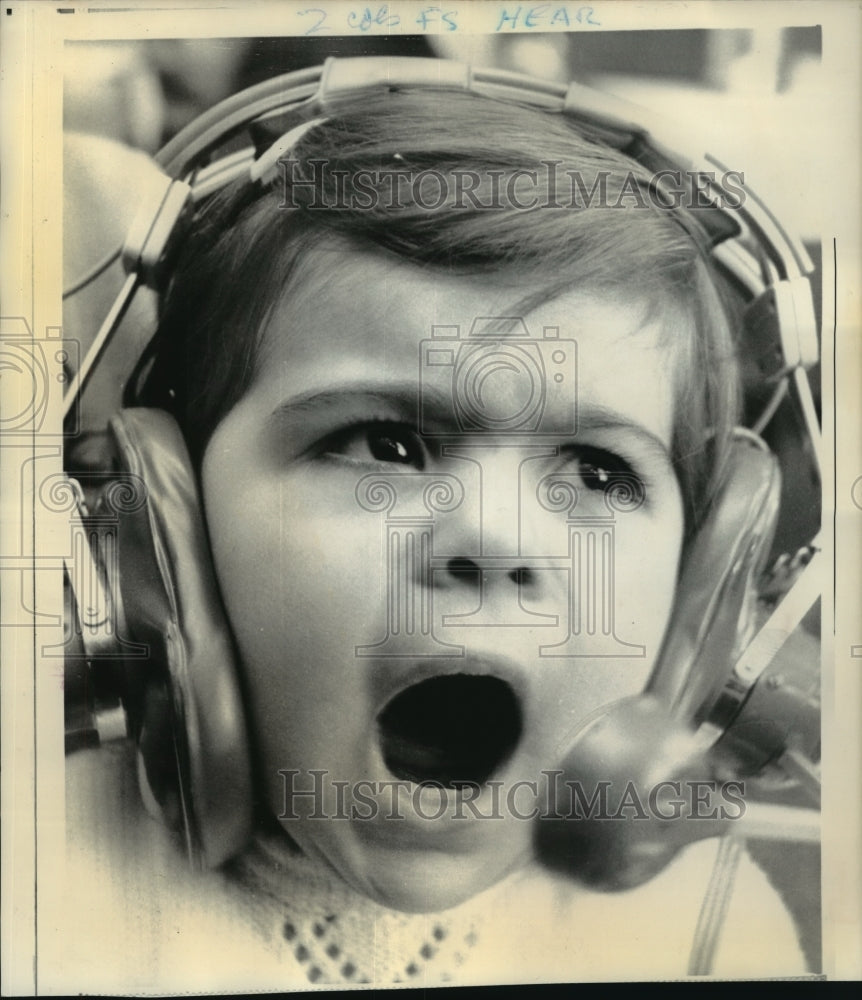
(201, 251), (686, 912)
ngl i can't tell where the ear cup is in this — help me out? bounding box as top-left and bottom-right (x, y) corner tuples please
(107, 407), (253, 868)
(649, 429), (782, 721)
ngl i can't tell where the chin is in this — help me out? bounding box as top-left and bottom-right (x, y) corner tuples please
(360, 863), (504, 914)
(343, 840), (527, 914)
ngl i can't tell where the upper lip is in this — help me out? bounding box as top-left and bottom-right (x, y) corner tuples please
(369, 649), (531, 717)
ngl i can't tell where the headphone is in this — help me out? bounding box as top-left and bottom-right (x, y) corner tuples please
(62, 56), (822, 877)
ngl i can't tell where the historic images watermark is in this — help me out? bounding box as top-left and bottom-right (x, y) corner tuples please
(277, 768), (747, 823)
(277, 160), (746, 213)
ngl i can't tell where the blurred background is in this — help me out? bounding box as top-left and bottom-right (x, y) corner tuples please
(64, 27), (823, 239)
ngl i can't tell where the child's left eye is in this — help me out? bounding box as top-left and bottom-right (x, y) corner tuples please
(566, 446), (644, 498)
(322, 421), (427, 469)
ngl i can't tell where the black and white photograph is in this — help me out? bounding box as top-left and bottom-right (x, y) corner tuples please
(1, 0), (860, 991)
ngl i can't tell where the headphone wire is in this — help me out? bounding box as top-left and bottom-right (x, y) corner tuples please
(62, 246), (122, 300)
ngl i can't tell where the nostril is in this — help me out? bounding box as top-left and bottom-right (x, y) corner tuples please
(447, 559), (533, 587)
(447, 557), (479, 579)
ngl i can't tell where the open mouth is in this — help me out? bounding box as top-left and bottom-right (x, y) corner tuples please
(377, 674), (523, 789)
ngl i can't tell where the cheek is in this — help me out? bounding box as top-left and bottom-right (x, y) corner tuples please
(616, 501), (684, 657)
(550, 508), (682, 735)
(203, 421), (382, 648)
(618, 522), (681, 627)
(234, 490), (386, 644)
(201, 459), (387, 761)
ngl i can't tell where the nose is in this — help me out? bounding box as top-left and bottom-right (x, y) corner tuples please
(444, 556), (537, 589)
(431, 442), (560, 562)
(434, 547), (557, 632)
(355, 459), (561, 659)
(427, 447), (565, 629)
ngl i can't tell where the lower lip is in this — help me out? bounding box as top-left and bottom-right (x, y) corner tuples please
(359, 741), (518, 841)
(357, 785), (501, 853)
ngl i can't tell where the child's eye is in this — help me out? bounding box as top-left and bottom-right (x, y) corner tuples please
(568, 446), (644, 498)
(322, 421), (427, 470)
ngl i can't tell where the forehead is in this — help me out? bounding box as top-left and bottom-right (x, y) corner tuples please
(254, 249), (688, 446)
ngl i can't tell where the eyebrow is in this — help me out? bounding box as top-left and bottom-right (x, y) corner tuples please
(566, 406), (675, 472)
(269, 382), (674, 466)
(269, 383), (446, 420)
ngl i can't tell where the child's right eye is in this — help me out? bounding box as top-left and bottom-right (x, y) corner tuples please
(320, 421), (427, 470)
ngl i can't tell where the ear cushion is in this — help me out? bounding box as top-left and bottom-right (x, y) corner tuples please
(649, 428), (781, 723)
(108, 407), (253, 868)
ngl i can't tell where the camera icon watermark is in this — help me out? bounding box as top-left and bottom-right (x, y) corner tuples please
(0, 316), (79, 434)
(420, 317), (576, 436)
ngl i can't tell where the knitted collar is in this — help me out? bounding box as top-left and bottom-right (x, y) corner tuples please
(225, 827), (485, 986)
